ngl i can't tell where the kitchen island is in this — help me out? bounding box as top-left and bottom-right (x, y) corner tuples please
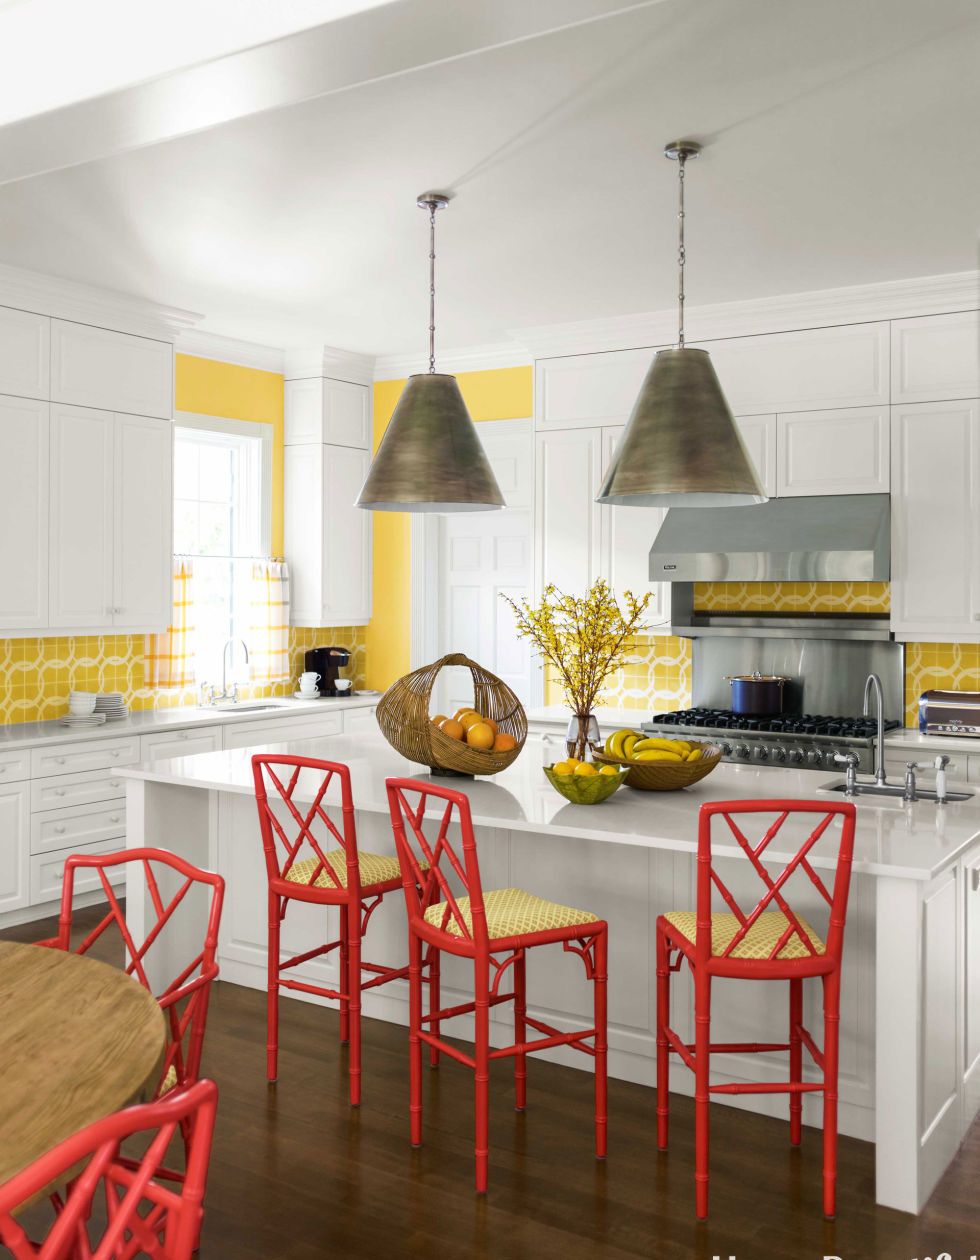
(121, 731), (980, 1215)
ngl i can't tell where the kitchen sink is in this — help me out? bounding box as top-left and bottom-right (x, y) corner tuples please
(820, 779), (973, 803)
(197, 701), (291, 714)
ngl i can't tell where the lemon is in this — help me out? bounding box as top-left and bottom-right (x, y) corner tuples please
(574, 762), (598, 777)
(552, 761), (575, 776)
(565, 755), (581, 766)
(598, 764), (620, 777)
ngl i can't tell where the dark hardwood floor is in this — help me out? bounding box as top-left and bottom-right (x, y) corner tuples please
(4, 904), (977, 1259)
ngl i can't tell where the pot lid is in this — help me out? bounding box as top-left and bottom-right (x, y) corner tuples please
(725, 673), (791, 683)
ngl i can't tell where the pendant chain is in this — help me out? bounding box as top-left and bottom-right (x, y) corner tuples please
(677, 152), (687, 349)
(428, 205), (437, 374)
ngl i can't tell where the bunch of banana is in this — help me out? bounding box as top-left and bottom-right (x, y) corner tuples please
(603, 729), (704, 764)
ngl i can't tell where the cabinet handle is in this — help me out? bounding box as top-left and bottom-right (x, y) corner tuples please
(109, 815), (121, 824)
(54, 825), (66, 834)
(109, 780), (120, 787)
(110, 752), (121, 759)
(55, 788), (66, 796)
(973, 868), (980, 893)
(0, 767), (6, 775)
(178, 731), (189, 739)
(55, 757), (66, 765)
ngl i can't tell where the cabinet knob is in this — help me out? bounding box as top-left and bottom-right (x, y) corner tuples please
(0, 767), (6, 774)
(55, 788), (66, 796)
(55, 757), (66, 765)
(109, 780), (119, 787)
(110, 752), (121, 759)
(54, 825), (66, 834)
(110, 815), (121, 824)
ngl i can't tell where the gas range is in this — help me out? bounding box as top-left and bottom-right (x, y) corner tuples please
(641, 707), (901, 773)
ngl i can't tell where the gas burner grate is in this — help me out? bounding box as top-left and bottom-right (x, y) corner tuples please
(649, 707), (900, 738)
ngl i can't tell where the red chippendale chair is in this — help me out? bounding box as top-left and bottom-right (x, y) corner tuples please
(252, 754), (436, 1106)
(656, 799), (857, 1220)
(38, 848), (225, 1118)
(0, 1080), (218, 1260)
(386, 777), (608, 1193)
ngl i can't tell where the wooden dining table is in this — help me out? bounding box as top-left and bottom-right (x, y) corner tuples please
(0, 939), (166, 1189)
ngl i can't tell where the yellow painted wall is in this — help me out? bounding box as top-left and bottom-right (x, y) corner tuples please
(175, 354), (285, 554)
(364, 366), (534, 691)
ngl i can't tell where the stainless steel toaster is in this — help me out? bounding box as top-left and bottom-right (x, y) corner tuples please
(918, 690), (980, 737)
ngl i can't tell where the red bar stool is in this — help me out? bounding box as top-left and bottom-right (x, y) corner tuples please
(386, 776), (608, 1193)
(252, 754), (435, 1106)
(656, 799), (856, 1220)
(0, 1080), (218, 1260)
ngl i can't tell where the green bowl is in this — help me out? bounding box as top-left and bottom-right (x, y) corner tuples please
(543, 764), (628, 804)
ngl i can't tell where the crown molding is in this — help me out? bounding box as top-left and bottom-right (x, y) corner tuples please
(283, 345), (376, 387)
(0, 260), (201, 341)
(176, 329), (285, 374)
(373, 340), (531, 382)
(511, 269), (980, 360)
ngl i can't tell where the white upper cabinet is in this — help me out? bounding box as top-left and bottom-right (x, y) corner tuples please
(535, 348), (653, 430)
(49, 404), (114, 627)
(599, 427), (671, 627)
(284, 444), (372, 627)
(113, 413), (173, 629)
(0, 308), (49, 400)
(51, 320), (172, 420)
(0, 396), (48, 629)
(890, 400), (980, 640)
(734, 414), (777, 499)
(699, 322), (889, 416)
(284, 377), (371, 448)
(777, 407), (890, 497)
(535, 426), (603, 596)
(891, 311), (980, 404)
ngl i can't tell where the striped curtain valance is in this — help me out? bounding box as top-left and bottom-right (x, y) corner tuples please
(144, 559), (195, 688)
(249, 559), (290, 683)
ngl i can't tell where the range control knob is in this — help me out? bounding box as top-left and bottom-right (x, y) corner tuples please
(734, 743), (751, 759)
(788, 748), (805, 765)
(752, 744), (769, 761)
(770, 746), (787, 763)
(805, 749), (822, 767)
(719, 742), (733, 757)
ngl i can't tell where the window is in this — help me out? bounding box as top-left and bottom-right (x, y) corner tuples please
(173, 413), (272, 686)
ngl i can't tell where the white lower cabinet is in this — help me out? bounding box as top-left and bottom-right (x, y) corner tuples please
(139, 728), (223, 764)
(0, 782), (30, 914)
(221, 712), (343, 750)
(30, 840), (126, 905)
(343, 706), (379, 736)
(890, 400), (980, 640)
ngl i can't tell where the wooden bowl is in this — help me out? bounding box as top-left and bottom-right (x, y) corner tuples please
(376, 653), (527, 776)
(543, 765), (628, 804)
(592, 741), (723, 791)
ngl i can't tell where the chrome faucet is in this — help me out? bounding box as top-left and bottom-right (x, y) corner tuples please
(863, 672), (887, 785)
(218, 638), (249, 703)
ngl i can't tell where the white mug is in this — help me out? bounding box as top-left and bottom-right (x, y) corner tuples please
(334, 679), (352, 693)
(300, 672), (320, 683)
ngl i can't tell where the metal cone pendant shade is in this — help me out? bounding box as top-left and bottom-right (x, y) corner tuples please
(355, 372), (505, 512)
(596, 140), (766, 509)
(595, 347), (766, 506)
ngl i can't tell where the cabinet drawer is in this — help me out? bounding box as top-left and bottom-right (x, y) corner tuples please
(222, 713), (343, 750)
(342, 707), (378, 736)
(31, 767), (127, 813)
(31, 799), (126, 855)
(0, 749), (31, 784)
(30, 839), (126, 905)
(140, 728), (223, 763)
(32, 736), (140, 779)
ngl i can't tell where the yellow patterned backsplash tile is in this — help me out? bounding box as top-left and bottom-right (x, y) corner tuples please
(903, 641), (980, 727)
(0, 627), (368, 724)
(544, 635), (693, 713)
(694, 581), (890, 613)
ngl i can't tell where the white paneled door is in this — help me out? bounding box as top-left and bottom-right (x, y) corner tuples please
(435, 419), (534, 717)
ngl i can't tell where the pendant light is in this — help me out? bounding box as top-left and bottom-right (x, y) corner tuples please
(356, 193), (505, 513)
(596, 142), (766, 508)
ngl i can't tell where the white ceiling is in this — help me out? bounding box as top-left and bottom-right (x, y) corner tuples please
(0, 0), (977, 358)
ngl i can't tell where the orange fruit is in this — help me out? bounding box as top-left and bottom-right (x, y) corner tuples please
(431, 714), (447, 727)
(481, 717), (498, 736)
(454, 708), (477, 722)
(493, 732), (517, 753)
(466, 722), (495, 750)
(440, 718), (464, 741)
(460, 711), (484, 731)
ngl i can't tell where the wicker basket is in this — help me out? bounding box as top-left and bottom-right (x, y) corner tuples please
(376, 653), (527, 776)
(592, 741), (723, 791)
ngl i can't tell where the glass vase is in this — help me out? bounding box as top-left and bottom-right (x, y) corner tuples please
(566, 711), (600, 761)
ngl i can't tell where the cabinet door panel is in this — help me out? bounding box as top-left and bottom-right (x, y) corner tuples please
(892, 312), (980, 404)
(139, 728), (223, 763)
(51, 320), (172, 419)
(890, 401), (979, 638)
(49, 404), (114, 627)
(324, 380), (371, 448)
(113, 413), (172, 629)
(0, 396), (48, 629)
(600, 427), (671, 627)
(734, 414), (776, 498)
(777, 407), (889, 497)
(222, 713), (342, 750)
(535, 428), (602, 597)
(0, 782), (29, 913)
(283, 443), (322, 624)
(536, 349), (653, 430)
(0, 307), (49, 399)
(323, 445), (372, 624)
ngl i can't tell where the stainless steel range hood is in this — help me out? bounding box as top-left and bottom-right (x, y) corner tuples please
(651, 493), (892, 640)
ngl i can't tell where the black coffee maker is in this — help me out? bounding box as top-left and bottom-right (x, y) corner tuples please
(304, 646), (352, 696)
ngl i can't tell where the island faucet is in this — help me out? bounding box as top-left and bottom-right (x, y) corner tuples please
(863, 672), (887, 785)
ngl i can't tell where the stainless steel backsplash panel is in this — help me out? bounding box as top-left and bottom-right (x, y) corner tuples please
(692, 637), (905, 722)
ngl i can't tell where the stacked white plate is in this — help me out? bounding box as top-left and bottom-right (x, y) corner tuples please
(95, 691), (129, 721)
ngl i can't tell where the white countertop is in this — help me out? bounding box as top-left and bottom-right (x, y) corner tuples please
(0, 694), (380, 751)
(885, 728), (980, 755)
(524, 706), (651, 730)
(121, 731), (980, 883)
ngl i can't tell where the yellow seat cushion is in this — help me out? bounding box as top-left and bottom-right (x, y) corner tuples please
(424, 887), (598, 940)
(284, 851), (404, 890)
(160, 1064), (178, 1094)
(664, 910), (825, 961)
